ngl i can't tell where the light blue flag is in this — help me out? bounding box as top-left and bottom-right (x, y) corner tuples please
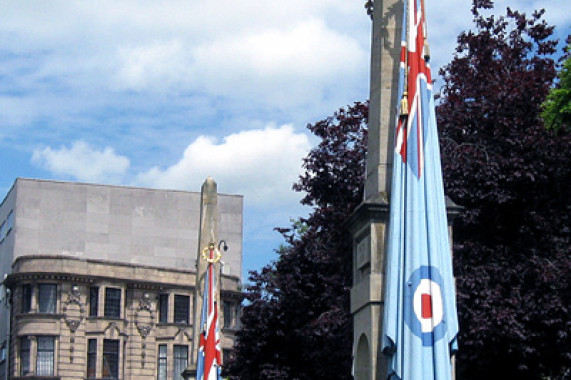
(382, 0), (459, 379)
(195, 267), (208, 379)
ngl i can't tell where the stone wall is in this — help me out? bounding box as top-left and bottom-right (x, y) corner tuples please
(11, 179), (243, 278)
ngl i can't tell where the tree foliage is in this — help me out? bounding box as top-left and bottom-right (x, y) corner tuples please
(437, 2), (571, 378)
(542, 41), (571, 133)
(226, 102), (368, 379)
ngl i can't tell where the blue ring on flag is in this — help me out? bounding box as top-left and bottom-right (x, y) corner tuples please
(404, 265), (447, 346)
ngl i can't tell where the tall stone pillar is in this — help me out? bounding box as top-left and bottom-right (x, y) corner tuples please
(365, 0), (404, 203)
(184, 177), (221, 380)
(349, 1), (403, 379)
(350, 2), (460, 379)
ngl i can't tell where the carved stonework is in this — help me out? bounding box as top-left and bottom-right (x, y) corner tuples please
(174, 328), (192, 342)
(62, 285), (85, 346)
(66, 319), (82, 333)
(138, 293), (153, 313)
(68, 285), (81, 305)
(136, 323), (152, 339)
(104, 321), (122, 337)
(62, 285), (85, 313)
(134, 293), (155, 339)
(141, 342), (147, 367)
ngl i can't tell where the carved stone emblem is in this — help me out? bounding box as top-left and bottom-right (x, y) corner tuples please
(138, 293), (153, 313)
(136, 323), (152, 339)
(66, 319), (82, 333)
(133, 293), (155, 339)
(68, 285), (81, 304)
(63, 285), (85, 335)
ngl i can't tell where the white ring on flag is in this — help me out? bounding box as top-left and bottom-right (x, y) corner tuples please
(404, 266), (448, 346)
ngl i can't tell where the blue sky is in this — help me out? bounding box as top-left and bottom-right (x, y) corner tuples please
(1, 0), (569, 280)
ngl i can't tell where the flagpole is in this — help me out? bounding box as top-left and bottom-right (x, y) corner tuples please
(400, 0), (410, 375)
(401, 0), (409, 117)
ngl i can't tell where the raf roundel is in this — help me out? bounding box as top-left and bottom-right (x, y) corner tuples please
(404, 266), (447, 346)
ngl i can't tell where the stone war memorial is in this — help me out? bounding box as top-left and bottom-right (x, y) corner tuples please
(349, 0), (460, 379)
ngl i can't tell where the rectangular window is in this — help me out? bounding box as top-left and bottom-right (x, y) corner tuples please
(38, 284), (57, 313)
(21, 285), (32, 313)
(174, 295), (189, 324)
(104, 288), (121, 318)
(102, 339), (119, 379)
(159, 294), (169, 323)
(89, 287), (99, 317)
(157, 344), (167, 380)
(223, 302), (234, 329)
(19, 337), (31, 376)
(173, 345), (188, 380)
(36, 336), (55, 376)
(6, 210), (13, 234)
(87, 339), (97, 378)
(0, 341), (6, 362)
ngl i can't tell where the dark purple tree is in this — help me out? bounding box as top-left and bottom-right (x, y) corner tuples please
(437, 1), (571, 378)
(226, 102), (368, 379)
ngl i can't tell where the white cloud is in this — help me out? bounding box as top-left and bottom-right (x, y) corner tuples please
(185, 18), (366, 109)
(136, 125), (311, 207)
(0, 0), (370, 127)
(113, 41), (186, 92)
(31, 140), (130, 183)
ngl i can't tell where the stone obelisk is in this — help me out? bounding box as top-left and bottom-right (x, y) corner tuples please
(184, 177), (221, 380)
(348, 1), (403, 379)
(350, 2), (460, 379)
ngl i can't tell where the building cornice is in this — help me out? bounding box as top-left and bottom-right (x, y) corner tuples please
(10, 255), (241, 282)
(5, 255), (242, 292)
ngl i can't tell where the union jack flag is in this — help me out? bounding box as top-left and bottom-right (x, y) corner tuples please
(394, 0), (433, 178)
(196, 254), (222, 380)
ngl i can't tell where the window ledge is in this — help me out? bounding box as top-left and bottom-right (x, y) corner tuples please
(156, 322), (193, 327)
(15, 312), (64, 318)
(86, 316), (124, 321)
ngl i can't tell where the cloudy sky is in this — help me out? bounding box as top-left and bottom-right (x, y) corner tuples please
(1, 0), (569, 279)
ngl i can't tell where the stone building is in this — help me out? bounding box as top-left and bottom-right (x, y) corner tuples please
(0, 178), (243, 380)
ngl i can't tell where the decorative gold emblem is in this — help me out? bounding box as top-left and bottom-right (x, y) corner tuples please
(202, 243), (222, 263)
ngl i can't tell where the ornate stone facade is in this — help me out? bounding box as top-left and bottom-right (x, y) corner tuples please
(5, 256), (241, 380)
(0, 179), (243, 380)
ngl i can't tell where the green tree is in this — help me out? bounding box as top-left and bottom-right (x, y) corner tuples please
(542, 42), (571, 133)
